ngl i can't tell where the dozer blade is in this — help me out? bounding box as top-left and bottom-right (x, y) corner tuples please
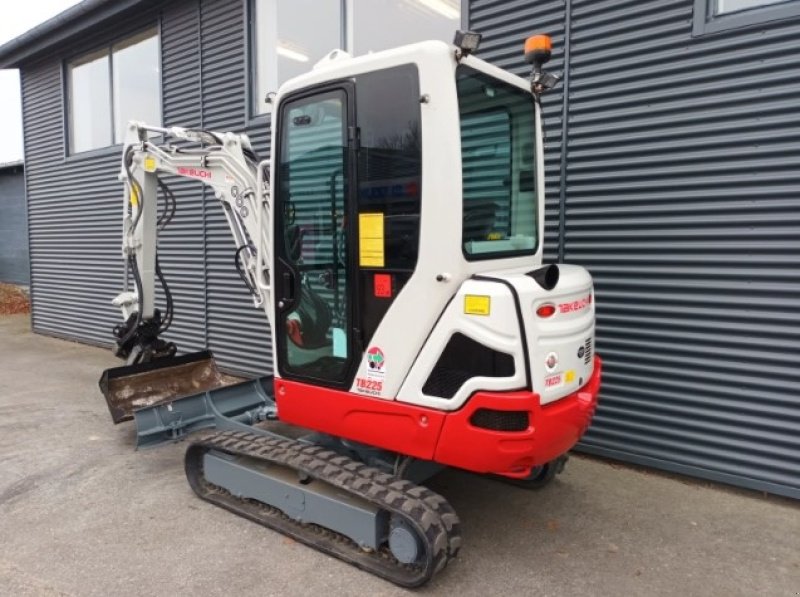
(98, 350), (242, 424)
(133, 375), (274, 449)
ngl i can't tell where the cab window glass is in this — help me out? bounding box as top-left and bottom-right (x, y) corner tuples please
(457, 65), (537, 259)
(356, 64), (421, 271)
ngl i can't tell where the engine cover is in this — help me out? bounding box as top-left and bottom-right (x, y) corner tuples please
(397, 264), (595, 410)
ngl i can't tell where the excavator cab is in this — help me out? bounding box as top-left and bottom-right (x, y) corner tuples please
(101, 35), (592, 427)
(100, 34), (594, 428)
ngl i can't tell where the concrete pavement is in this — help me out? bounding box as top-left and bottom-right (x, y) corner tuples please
(1, 314), (798, 596)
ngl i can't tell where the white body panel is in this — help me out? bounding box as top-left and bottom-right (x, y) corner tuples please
(398, 265), (595, 410)
(269, 42), (549, 401)
(494, 265), (595, 405)
(396, 278), (526, 409)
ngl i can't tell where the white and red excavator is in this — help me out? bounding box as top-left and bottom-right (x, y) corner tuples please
(98, 31), (601, 587)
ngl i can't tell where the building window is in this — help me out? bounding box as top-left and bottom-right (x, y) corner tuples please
(254, 0), (342, 117)
(67, 29), (160, 154)
(251, 0), (460, 114)
(717, 0), (788, 13)
(693, 0), (800, 35)
(348, 0), (461, 57)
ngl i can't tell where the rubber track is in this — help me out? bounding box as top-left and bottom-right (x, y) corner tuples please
(184, 430), (461, 587)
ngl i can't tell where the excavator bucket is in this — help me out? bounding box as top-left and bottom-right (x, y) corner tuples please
(99, 350), (242, 424)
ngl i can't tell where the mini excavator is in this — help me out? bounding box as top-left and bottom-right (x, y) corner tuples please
(99, 32), (601, 587)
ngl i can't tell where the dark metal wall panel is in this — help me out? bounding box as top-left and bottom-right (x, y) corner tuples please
(22, 4), (208, 353)
(200, 0), (273, 376)
(22, 59), (124, 345)
(469, 0), (567, 263)
(21, 0), (270, 373)
(158, 0), (208, 355)
(566, 0), (800, 499)
(474, 0), (800, 498)
(0, 168), (30, 284)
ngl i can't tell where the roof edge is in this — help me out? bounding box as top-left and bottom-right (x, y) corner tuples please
(0, 160), (25, 172)
(0, 0), (151, 68)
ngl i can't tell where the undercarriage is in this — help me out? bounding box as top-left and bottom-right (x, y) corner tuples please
(99, 346), (591, 586)
(102, 354), (464, 587)
(187, 431), (460, 587)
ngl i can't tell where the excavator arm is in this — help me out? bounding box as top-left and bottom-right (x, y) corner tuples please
(114, 121), (272, 363)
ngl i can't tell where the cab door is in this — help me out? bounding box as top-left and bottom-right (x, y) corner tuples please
(273, 84), (358, 388)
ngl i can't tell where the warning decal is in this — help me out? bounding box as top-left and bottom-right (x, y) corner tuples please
(359, 213), (385, 267)
(464, 295), (491, 316)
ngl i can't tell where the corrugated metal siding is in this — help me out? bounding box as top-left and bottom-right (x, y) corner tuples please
(22, 5), (208, 353)
(0, 168), (29, 284)
(474, 0), (800, 498)
(22, 0), (271, 371)
(201, 0), (273, 376)
(568, 0), (800, 499)
(158, 0), (208, 355)
(470, 0), (566, 262)
(23, 57), (125, 345)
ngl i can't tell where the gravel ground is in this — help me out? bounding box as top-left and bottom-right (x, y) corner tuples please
(0, 283), (30, 315)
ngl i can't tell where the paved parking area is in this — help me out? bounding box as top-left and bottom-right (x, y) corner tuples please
(1, 314), (798, 596)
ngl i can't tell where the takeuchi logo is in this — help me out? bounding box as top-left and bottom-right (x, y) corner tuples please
(558, 294), (592, 314)
(177, 166), (212, 179)
(367, 347), (385, 370)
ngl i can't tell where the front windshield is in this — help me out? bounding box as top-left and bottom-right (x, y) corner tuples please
(456, 65), (537, 260)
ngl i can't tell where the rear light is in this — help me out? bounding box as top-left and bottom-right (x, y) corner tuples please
(536, 303), (556, 318)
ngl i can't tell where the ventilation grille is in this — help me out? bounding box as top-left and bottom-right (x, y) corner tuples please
(470, 409), (529, 432)
(584, 337), (592, 365)
(422, 333), (515, 399)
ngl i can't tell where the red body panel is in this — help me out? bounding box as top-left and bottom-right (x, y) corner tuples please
(276, 379), (447, 460)
(435, 357), (602, 477)
(275, 357), (602, 477)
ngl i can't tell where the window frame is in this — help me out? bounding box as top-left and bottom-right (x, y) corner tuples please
(246, 0), (467, 120)
(63, 25), (162, 158)
(273, 81), (361, 388)
(65, 48), (113, 156)
(693, 0), (800, 35)
(456, 65), (539, 262)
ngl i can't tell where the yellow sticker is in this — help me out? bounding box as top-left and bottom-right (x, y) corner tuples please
(359, 213), (384, 267)
(564, 370), (576, 384)
(464, 295), (491, 316)
(143, 155), (157, 172)
(129, 186), (139, 207)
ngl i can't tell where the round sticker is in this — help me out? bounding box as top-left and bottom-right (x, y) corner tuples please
(367, 347), (385, 370)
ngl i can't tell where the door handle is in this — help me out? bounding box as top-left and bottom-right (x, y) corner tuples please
(283, 271), (295, 301)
